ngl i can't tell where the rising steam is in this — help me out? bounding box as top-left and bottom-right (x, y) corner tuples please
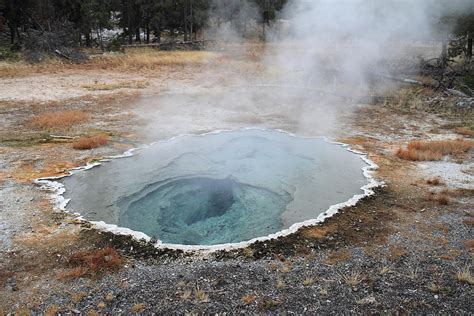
(139, 0), (474, 139)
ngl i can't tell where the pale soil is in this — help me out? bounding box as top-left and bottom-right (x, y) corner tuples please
(0, 53), (472, 314)
(0, 69), (196, 102)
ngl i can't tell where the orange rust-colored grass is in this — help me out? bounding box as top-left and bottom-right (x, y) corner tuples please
(29, 110), (89, 130)
(455, 127), (474, 137)
(395, 147), (442, 161)
(57, 266), (89, 280)
(407, 139), (473, 154)
(72, 135), (109, 150)
(323, 249), (351, 265)
(435, 195), (450, 205)
(302, 225), (334, 239)
(463, 217), (474, 226)
(58, 247), (123, 280)
(396, 139), (473, 161)
(463, 239), (474, 250)
(388, 245), (407, 261)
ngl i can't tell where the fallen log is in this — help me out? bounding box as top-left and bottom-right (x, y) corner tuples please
(54, 49), (70, 60)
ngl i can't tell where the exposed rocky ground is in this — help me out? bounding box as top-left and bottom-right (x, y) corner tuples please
(0, 49), (473, 314)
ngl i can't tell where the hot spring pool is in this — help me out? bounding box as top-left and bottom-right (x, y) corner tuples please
(57, 129), (375, 247)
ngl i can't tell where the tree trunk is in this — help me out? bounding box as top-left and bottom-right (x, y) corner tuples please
(156, 29), (161, 43)
(97, 28), (104, 51)
(15, 27), (20, 42)
(146, 27), (150, 44)
(183, 2), (188, 42)
(262, 22), (266, 41)
(190, 0), (193, 40)
(441, 39), (448, 67)
(85, 32), (91, 47)
(127, 2), (133, 44)
(467, 34), (473, 60)
(135, 28), (141, 43)
(9, 25), (15, 44)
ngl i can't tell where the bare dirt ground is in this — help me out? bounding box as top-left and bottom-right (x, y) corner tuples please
(0, 49), (472, 314)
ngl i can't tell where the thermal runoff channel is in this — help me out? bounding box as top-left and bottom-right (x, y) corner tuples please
(61, 130), (370, 246)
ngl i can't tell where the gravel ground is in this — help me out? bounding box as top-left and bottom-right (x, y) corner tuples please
(29, 238), (473, 314)
(0, 61), (473, 314)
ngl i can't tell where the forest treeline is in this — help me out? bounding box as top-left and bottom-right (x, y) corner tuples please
(0, 0), (472, 61)
(0, 0), (287, 47)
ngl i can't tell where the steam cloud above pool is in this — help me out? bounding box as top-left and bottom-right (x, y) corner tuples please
(60, 130), (370, 246)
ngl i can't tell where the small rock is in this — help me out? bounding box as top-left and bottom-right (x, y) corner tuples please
(357, 296), (377, 305)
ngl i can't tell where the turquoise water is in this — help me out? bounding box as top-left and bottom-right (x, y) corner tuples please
(119, 177), (291, 245)
(61, 130), (368, 245)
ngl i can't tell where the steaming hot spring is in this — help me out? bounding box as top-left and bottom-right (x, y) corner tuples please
(54, 129), (375, 248)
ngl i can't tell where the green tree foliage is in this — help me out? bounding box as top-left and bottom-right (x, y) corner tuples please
(451, 13), (474, 59)
(0, 0), (289, 47)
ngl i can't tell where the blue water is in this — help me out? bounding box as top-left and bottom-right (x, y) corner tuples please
(61, 129), (368, 245)
(119, 177), (291, 245)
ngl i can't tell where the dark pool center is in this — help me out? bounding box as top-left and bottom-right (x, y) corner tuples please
(61, 129), (369, 246)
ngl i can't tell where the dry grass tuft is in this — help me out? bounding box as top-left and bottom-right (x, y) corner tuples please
(463, 239), (474, 250)
(72, 135), (109, 150)
(0, 61), (27, 77)
(324, 249), (351, 265)
(130, 303), (146, 313)
(57, 266), (89, 280)
(302, 225), (332, 239)
(463, 217), (474, 226)
(389, 245), (407, 260)
(302, 277), (315, 286)
(407, 265), (419, 280)
(341, 271), (364, 287)
(82, 80), (148, 91)
(241, 294), (257, 305)
(396, 139), (473, 161)
(180, 289), (192, 301)
(426, 178), (443, 186)
(45, 304), (59, 316)
(428, 189), (451, 205)
(379, 266), (391, 275)
(57, 247), (122, 280)
(194, 285), (209, 302)
(426, 282), (440, 293)
(396, 147), (442, 161)
(88, 309), (100, 316)
(435, 194), (450, 205)
(0, 50), (216, 78)
(276, 279), (285, 289)
(408, 139), (473, 154)
(257, 298), (281, 311)
(89, 49), (212, 71)
(278, 264), (291, 274)
(455, 127), (474, 137)
(241, 247), (254, 258)
(105, 292), (114, 301)
(29, 110), (89, 130)
(455, 266), (474, 285)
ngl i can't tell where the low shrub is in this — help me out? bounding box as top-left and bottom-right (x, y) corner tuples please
(72, 135), (108, 150)
(29, 111), (89, 129)
(396, 139), (473, 161)
(57, 247), (122, 280)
